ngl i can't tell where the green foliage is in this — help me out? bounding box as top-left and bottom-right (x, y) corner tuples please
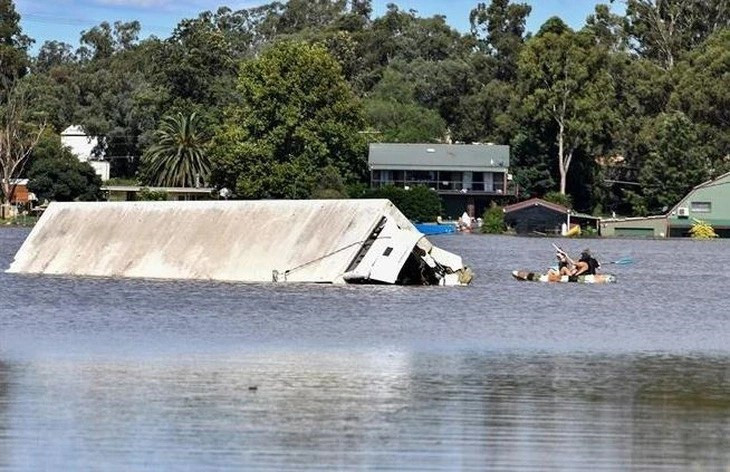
(0, 0), (31, 83)
(209, 41), (366, 199)
(137, 188), (168, 201)
(481, 203), (505, 234)
(362, 185), (442, 222)
(311, 165), (348, 199)
(140, 112), (210, 187)
(363, 68), (446, 142)
(26, 133), (102, 202)
(624, 0), (730, 69)
(470, 0), (532, 81)
(631, 112), (708, 214)
(543, 191), (572, 208)
(670, 30), (730, 173)
(518, 21), (616, 195)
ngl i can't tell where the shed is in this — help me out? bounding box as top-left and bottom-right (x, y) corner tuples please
(503, 198), (600, 235)
(600, 215), (668, 238)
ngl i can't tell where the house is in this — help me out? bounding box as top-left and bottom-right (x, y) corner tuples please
(368, 143), (516, 218)
(503, 198), (600, 235)
(601, 171), (730, 238)
(8, 200), (473, 286)
(61, 125), (111, 181)
(102, 185), (215, 202)
(7, 179), (35, 205)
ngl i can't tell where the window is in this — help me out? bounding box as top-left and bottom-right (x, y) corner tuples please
(691, 201), (712, 213)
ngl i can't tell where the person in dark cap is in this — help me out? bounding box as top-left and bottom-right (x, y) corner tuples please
(572, 248), (601, 276)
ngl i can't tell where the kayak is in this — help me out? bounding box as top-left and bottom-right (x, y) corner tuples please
(512, 270), (617, 284)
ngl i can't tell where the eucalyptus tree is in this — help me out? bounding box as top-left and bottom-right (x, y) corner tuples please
(518, 18), (616, 195)
(617, 0), (730, 69)
(630, 112), (709, 214)
(140, 113), (210, 188)
(0, 0), (32, 83)
(669, 29), (730, 172)
(0, 82), (46, 206)
(469, 0), (532, 81)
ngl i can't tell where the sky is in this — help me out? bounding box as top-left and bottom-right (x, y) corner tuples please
(15, 0), (620, 52)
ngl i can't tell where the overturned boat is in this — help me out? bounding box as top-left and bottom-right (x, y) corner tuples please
(7, 200), (473, 286)
(512, 270), (616, 284)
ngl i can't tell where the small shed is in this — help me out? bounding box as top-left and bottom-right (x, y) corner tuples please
(600, 215), (668, 238)
(503, 198), (600, 235)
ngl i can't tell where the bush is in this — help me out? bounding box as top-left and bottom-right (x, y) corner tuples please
(361, 185), (442, 222)
(27, 133), (103, 202)
(138, 188), (168, 201)
(543, 191), (572, 208)
(481, 203), (506, 234)
(690, 219), (718, 239)
(311, 166), (347, 199)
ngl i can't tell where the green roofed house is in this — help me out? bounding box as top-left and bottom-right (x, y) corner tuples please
(601, 172), (730, 238)
(666, 172), (730, 237)
(368, 143), (516, 218)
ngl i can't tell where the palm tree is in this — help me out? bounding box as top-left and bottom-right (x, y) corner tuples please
(141, 112), (210, 188)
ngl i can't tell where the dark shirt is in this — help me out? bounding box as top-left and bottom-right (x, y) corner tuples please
(579, 256), (600, 275)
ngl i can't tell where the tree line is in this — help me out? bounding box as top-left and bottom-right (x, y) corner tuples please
(0, 0), (728, 217)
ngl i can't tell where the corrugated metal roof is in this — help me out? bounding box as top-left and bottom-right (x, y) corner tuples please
(368, 143), (510, 171)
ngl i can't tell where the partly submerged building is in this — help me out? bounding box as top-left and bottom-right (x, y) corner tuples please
(368, 143), (516, 219)
(503, 198), (600, 236)
(665, 172), (730, 237)
(7, 200), (473, 286)
(601, 172), (730, 238)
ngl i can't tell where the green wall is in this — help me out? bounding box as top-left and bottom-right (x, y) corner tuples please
(668, 173), (730, 229)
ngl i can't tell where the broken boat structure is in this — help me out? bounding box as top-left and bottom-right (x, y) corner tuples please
(7, 200), (473, 286)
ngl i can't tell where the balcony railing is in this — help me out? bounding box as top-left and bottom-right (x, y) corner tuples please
(371, 180), (517, 196)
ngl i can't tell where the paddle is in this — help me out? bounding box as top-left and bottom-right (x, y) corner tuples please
(609, 256), (634, 265)
(552, 243), (633, 266)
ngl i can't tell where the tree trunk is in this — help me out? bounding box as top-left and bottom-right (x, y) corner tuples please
(558, 121), (567, 195)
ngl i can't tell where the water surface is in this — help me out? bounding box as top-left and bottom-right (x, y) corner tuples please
(1, 228), (729, 470)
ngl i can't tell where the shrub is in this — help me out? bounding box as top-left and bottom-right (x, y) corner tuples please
(543, 191), (572, 208)
(481, 203), (505, 234)
(362, 185), (442, 222)
(138, 188), (168, 201)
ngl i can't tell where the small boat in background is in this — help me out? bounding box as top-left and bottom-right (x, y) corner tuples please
(414, 223), (457, 235)
(512, 270), (617, 284)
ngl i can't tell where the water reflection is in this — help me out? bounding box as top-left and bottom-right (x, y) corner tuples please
(0, 351), (728, 470)
(0, 361), (9, 470)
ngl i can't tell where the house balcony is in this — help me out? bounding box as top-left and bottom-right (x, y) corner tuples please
(371, 178), (518, 197)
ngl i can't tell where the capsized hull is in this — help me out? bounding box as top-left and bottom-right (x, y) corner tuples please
(512, 270), (617, 284)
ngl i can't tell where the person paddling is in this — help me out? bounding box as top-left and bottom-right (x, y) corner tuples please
(551, 245), (601, 276)
(550, 249), (573, 276)
(573, 248), (601, 276)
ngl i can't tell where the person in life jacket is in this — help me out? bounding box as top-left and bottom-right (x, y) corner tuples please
(572, 249), (601, 275)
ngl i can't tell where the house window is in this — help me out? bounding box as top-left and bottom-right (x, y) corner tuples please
(691, 201), (711, 213)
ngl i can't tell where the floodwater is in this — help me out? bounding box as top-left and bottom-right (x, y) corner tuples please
(1, 227), (729, 471)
